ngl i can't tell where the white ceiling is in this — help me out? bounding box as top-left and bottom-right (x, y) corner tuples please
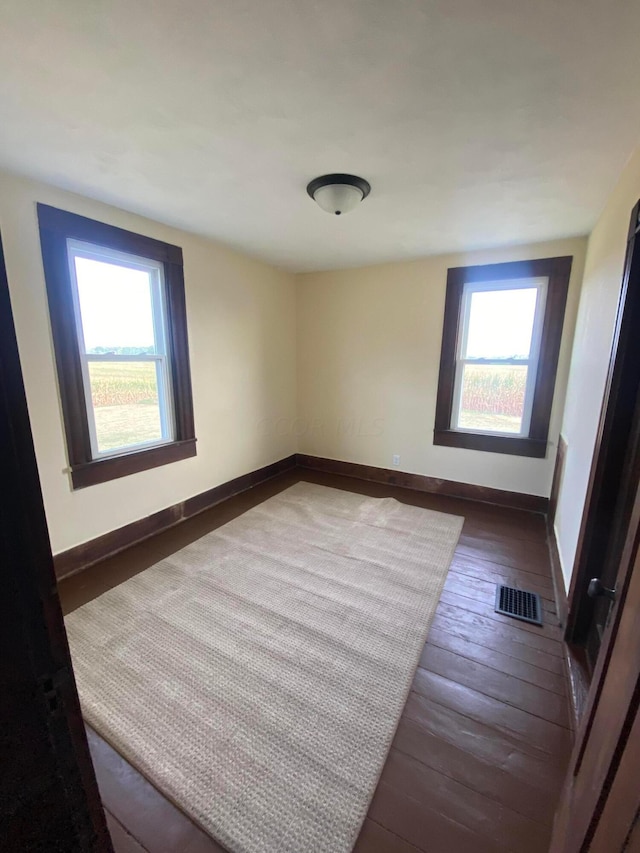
(1, 1), (640, 272)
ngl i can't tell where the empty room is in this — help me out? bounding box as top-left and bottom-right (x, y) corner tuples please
(3, 2), (640, 852)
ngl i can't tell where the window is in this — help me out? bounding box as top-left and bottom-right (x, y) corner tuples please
(434, 257), (572, 458)
(453, 278), (547, 436)
(38, 205), (196, 488)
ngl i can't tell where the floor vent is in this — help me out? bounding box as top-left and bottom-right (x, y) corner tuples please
(495, 585), (543, 626)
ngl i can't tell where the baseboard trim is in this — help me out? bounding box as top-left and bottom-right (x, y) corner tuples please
(295, 454), (548, 514)
(54, 454), (297, 580)
(54, 452), (549, 580)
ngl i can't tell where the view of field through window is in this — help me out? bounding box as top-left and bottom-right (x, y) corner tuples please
(87, 361), (163, 452)
(73, 253), (169, 454)
(455, 282), (542, 434)
(458, 363), (527, 433)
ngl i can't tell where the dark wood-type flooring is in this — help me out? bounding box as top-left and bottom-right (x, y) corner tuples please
(59, 469), (572, 853)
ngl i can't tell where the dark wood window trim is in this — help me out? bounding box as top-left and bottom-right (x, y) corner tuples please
(434, 256), (572, 458)
(38, 204), (196, 489)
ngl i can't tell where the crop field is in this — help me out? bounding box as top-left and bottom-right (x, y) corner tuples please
(83, 361), (528, 448)
(458, 364), (527, 433)
(87, 361), (162, 451)
(88, 360), (159, 407)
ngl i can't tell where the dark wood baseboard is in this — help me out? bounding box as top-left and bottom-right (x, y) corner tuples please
(53, 455), (297, 580)
(295, 454), (549, 514)
(54, 451), (549, 582)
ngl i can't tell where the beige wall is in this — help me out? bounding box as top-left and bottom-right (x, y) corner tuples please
(296, 238), (587, 498)
(0, 168), (598, 560)
(0, 171), (297, 554)
(555, 145), (640, 591)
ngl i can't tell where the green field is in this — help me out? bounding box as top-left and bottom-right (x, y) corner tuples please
(88, 361), (159, 407)
(459, 364), (527, 433)
(87, 361), (162, 451)
(85, 360), (527, 449)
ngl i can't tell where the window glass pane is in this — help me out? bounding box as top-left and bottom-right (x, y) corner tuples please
(458, 363), (527, 434)
(74, 256), (157, 354)
(464, 285), (540, 359)
(87, 361), (162, 453)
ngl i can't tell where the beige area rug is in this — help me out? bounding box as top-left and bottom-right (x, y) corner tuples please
(66, 482), (463, 853)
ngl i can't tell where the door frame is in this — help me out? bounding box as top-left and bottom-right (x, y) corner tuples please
(565, 199), (640, 651)
(0, 231), (112, 850)
(550, 199), (640, 850)
(551, 478), (640, 850)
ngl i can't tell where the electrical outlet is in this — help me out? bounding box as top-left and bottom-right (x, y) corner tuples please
(392, 454), (400, 466)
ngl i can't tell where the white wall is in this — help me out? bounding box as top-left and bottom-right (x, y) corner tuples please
(0, 171), (297, 554)
(555, 145), (640, 591)
(296, 237), (586, 497)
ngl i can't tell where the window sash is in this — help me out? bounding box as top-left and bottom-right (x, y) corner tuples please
(451, 278), (548, 438)
(66, 240), (175, 459)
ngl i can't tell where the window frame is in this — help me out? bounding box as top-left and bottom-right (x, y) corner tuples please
(434, 256), (572, 458)
(451, 276), (548, 438)
(38, 204), (196, 489)
(67, 239), (176, 459)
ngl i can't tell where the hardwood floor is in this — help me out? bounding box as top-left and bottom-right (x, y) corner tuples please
(58, 469), (572, 853)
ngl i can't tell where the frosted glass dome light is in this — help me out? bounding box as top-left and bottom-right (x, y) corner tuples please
(307, 174), (371, 215)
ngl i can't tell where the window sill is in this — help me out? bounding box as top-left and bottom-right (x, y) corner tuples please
(433, 429), (547, 458)
(70, 438), (197, 489)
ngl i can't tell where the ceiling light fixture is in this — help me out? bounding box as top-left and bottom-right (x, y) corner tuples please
(306, 173), (371, 216)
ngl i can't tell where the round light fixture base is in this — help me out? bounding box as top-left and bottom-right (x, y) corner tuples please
(306, 173), (371, 215)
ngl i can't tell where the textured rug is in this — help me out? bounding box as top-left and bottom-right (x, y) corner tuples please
(65, 482), (463, 853)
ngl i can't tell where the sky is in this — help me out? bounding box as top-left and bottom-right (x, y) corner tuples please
(464, 286), (539, 360)
(74, 256), (156, 351)
(73, 256), (541, 360)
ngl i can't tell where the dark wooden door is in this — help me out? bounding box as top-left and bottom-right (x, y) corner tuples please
(550, 490), (640, 850)
(566, 199), (640, 672)
(584, 375), (640, 669)
(625, 810), (640, 853)
(588, 696), (640, 851)
(0, 234), (112, 851)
